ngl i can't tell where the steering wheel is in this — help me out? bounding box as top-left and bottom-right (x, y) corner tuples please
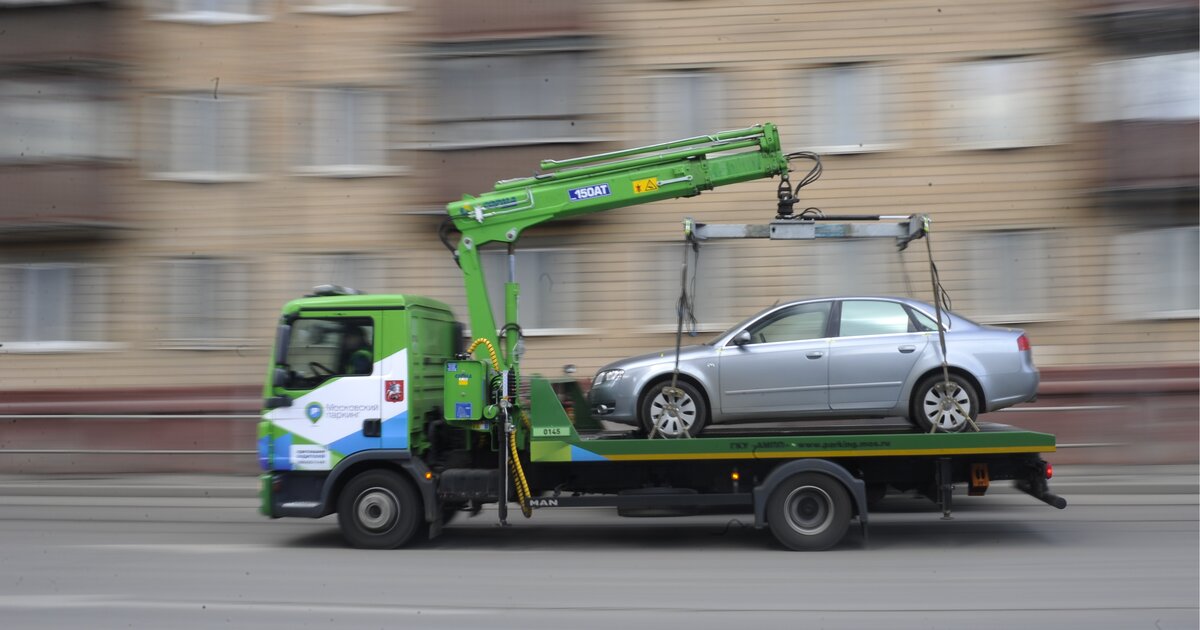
(309, 361), (335, 376)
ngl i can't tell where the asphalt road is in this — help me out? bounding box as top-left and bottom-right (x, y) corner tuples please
(0, 475), (1196, 630)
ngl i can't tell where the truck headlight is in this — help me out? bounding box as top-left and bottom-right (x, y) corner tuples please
(592, 369), (624, 387)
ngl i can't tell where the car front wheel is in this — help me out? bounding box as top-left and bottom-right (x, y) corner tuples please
(639, 380), (708, 438)
(910, 373), (979, 433)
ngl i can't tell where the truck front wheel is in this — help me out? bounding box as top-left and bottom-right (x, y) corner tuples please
(337, 470), (423, 549)
(766, 473), (852, 551)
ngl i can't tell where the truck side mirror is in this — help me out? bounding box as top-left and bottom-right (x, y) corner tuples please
(274, 324), (292, 366)
(273, 367), (291, 388)
(733, 330), (752, 346)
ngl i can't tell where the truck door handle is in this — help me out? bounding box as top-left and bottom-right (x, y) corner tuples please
(898, 345), (916, 353)
(806, 351), (824, 359)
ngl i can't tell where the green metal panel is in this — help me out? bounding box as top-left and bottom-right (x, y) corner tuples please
(444, 360), (487, 423)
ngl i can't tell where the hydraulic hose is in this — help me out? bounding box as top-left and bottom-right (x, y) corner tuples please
(468, 337), (532, 517)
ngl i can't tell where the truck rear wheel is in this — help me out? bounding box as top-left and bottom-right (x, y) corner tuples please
(337, 470), (423, 549)
(766, 473), (852, 551)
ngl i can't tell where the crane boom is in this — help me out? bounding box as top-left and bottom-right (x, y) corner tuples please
(445, 123), (790, 371)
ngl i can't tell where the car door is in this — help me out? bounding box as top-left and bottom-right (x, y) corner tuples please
(265, 313), (383, 471)
(827, 300), (930, 411)
(718, 301), (832, 417)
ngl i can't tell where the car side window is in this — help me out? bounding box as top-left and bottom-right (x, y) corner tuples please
(909, 308), (945, 332)
(839, 301), (912, 337)
(745, 302), (831, 344)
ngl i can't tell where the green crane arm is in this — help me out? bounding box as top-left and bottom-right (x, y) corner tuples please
(445, 123), (790, 371)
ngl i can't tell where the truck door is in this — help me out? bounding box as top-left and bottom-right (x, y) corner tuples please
(718, 301), (832, 417)
(264, 312), (384, 472)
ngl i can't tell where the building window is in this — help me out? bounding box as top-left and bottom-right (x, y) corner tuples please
(298, 88), (393, 176)
(799, 64), (890, 153)
(292, 0), (402, 15)
(965, 230), (1053, 323)
(652, 70), (724, 143)
(632, 242), (735, 332)
(0, 263), (110, 351)
(151, 0), (269, 24)
(1088, 52), (1200, 122)
(479, 248), (581, 334)
(0, 80), (124, 163)
(945, 57), (1059, 149)
(813, 240), (903, 298)
(150, 95), (252, 181)
(1110, 226), (1199, 319)
(165, 258), (249, 347)
(420, 43), (596, 149)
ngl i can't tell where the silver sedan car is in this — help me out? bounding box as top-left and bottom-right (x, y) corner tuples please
(588, 296), (1038, 437)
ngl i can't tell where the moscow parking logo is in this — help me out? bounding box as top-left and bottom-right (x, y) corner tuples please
(305, 402), (324, 423)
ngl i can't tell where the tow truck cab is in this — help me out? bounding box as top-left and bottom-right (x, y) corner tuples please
(257, 287), (458, 516)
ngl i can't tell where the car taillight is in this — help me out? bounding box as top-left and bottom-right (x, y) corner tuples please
(1045, 463), (1053, 479)
(1017, 334), (1031, 352)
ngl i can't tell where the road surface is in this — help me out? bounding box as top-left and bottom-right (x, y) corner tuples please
(0, 472), (1196, 629)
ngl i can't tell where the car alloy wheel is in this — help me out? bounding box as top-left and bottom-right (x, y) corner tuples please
(921, 380), (973, 431)
(641, 381), (707, 438)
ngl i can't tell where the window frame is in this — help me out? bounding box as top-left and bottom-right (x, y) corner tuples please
(150, 0), (270, 25)
(148, 93), (257, 182)
(797, 62), (895, 154)
(477, 246), (588, 336)
(291, 0), (407, 16)
(294, 87), (402, 178)
(161, 257), (253, 350)
(0, 262), (118, 353)
(943, 56), (1060, 150)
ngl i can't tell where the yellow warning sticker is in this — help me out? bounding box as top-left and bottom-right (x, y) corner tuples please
(632, 177), (659, 194)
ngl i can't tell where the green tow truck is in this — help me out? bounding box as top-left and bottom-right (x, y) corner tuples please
(258, 124), (1066, 551)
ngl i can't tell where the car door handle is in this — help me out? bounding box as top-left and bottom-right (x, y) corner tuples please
(806, 351), (824, 359)
(898, 345), (916, 353)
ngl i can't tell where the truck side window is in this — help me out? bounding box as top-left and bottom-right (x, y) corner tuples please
(280, 317), (374, 389)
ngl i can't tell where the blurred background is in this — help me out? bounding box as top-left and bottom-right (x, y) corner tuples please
(0, 0), (1195, 472)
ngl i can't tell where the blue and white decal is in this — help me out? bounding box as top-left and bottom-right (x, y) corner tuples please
(567, 183), (611, 202)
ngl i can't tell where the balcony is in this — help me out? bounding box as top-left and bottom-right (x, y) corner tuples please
(424, 0), (586, 40)
(0, 2), (121, 68)
(0, 166), (124, 241)
(1081, 0), (1199, 53)
(1100, 120), (1199, 201)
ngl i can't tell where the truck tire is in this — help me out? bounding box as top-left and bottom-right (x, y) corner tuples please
(337, 470), (423, 549)
(766, 473), (852, 551)
(910, 373), (979, 433)
(640, 380), (708, 438)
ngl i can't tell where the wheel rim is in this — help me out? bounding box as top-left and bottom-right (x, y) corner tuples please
(921, 381), (972, 431)
(648, 387), (697, 437)
(354, 487), (399, 532)
(782, 485), (834, 535)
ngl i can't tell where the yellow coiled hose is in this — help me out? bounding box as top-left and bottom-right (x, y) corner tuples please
(467, 338), (532, 518)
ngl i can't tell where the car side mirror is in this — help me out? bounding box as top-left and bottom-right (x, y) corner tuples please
(273, 367), (291, 388)
(733, 331), (752, 346)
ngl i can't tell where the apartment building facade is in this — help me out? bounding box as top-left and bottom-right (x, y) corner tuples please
(0, 0), (1195, 469)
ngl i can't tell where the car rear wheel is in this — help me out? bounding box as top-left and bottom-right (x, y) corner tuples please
(639, 380), (708, 438)
(910, 373), (979, 433)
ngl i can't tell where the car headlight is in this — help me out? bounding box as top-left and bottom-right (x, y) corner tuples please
(592, 369), (624, 387)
